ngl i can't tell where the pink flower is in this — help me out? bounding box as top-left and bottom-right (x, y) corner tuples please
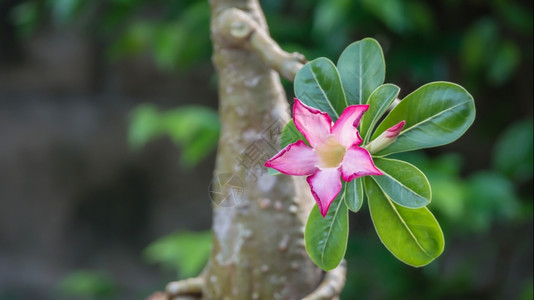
(265, 99), (383, 217)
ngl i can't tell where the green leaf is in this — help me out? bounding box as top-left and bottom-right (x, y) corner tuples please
(305, 193), (349, 271)
(345, 178), (364, 212)
(337, 38), (385, 105)
(294, 57), (347, 121)
(365, 177), (444, 267)
(280, 120), (308, 149)
(372, 82), (475, 156)
(360, 84), (400, 142)
(372, 158), (431, 208)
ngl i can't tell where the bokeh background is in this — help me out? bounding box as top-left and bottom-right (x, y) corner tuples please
(0, 0), (532, 299)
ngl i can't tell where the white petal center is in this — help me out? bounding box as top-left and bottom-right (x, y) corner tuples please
(315, 135), (346, 169)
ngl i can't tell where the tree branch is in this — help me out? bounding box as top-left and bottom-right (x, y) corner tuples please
(212, 8), (306, 81)
(302, 260), (347, 300)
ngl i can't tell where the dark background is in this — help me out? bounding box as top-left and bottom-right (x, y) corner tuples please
(0, 0), (532, 299)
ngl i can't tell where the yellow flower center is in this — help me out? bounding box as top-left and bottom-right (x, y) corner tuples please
(315, 136), (346, 168)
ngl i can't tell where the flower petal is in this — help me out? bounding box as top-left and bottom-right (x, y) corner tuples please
(293, 98), (332, 147)
(340, 146), (382, 181)
(307, 168), (342, 217)
(366, 120), (406, 154)
(331, 105), (369, 148)
(385, 120), (406, 138)
(265, 140), (318, 176)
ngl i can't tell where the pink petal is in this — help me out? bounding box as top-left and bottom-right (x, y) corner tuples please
(307, 168), (342, 217)
(293, 98), (332, 147)
(340, 146), (382, 181)
(331, 105), (369, 148)
(366, 120), (406, 154)
(265, 140), (318, 176)
(385, 120), (406, 138)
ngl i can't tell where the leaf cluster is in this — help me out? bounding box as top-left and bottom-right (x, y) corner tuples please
(282, 38), (475, 270)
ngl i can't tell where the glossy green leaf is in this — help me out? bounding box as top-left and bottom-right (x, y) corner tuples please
(372, 158), (431, 208)
(372, 82), (475, 156)
(305, 193), (349, 271)
(280, 120), (308, 149)
(337, 38), (385, 105)
(360, 84), (400, 142)
(365, 177), (444, 267)
(294, 57), (347, 121)
(345, 178), (364, 212)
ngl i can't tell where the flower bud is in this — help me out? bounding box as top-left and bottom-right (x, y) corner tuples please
(366, 121), (406, 154)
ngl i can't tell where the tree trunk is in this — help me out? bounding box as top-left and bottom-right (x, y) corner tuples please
(203, 0), (323, 299)
(158, 1), (347, 299)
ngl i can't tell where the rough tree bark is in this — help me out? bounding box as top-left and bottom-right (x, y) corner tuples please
(156, 1), (347, 299)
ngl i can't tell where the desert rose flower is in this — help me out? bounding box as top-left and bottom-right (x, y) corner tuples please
(265, 99), (383, 217)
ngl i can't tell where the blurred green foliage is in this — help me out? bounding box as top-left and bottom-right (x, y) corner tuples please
(10, 0), (212, 70)
(5, 0), (531, 299)
(9, 0), (532, 87)
(493, 119), (534, 182)
(107, 1), (211, 70)
(128, 104), (220, 168)
(395, 154), (522, 233)
(56, 270), (117, 300)
(54, 231), (211, 299)
(392, 119), (533, 234)
(460, 18), (521, 86)
(143, 231), (212, 279)
(341, 117), (533, 299)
